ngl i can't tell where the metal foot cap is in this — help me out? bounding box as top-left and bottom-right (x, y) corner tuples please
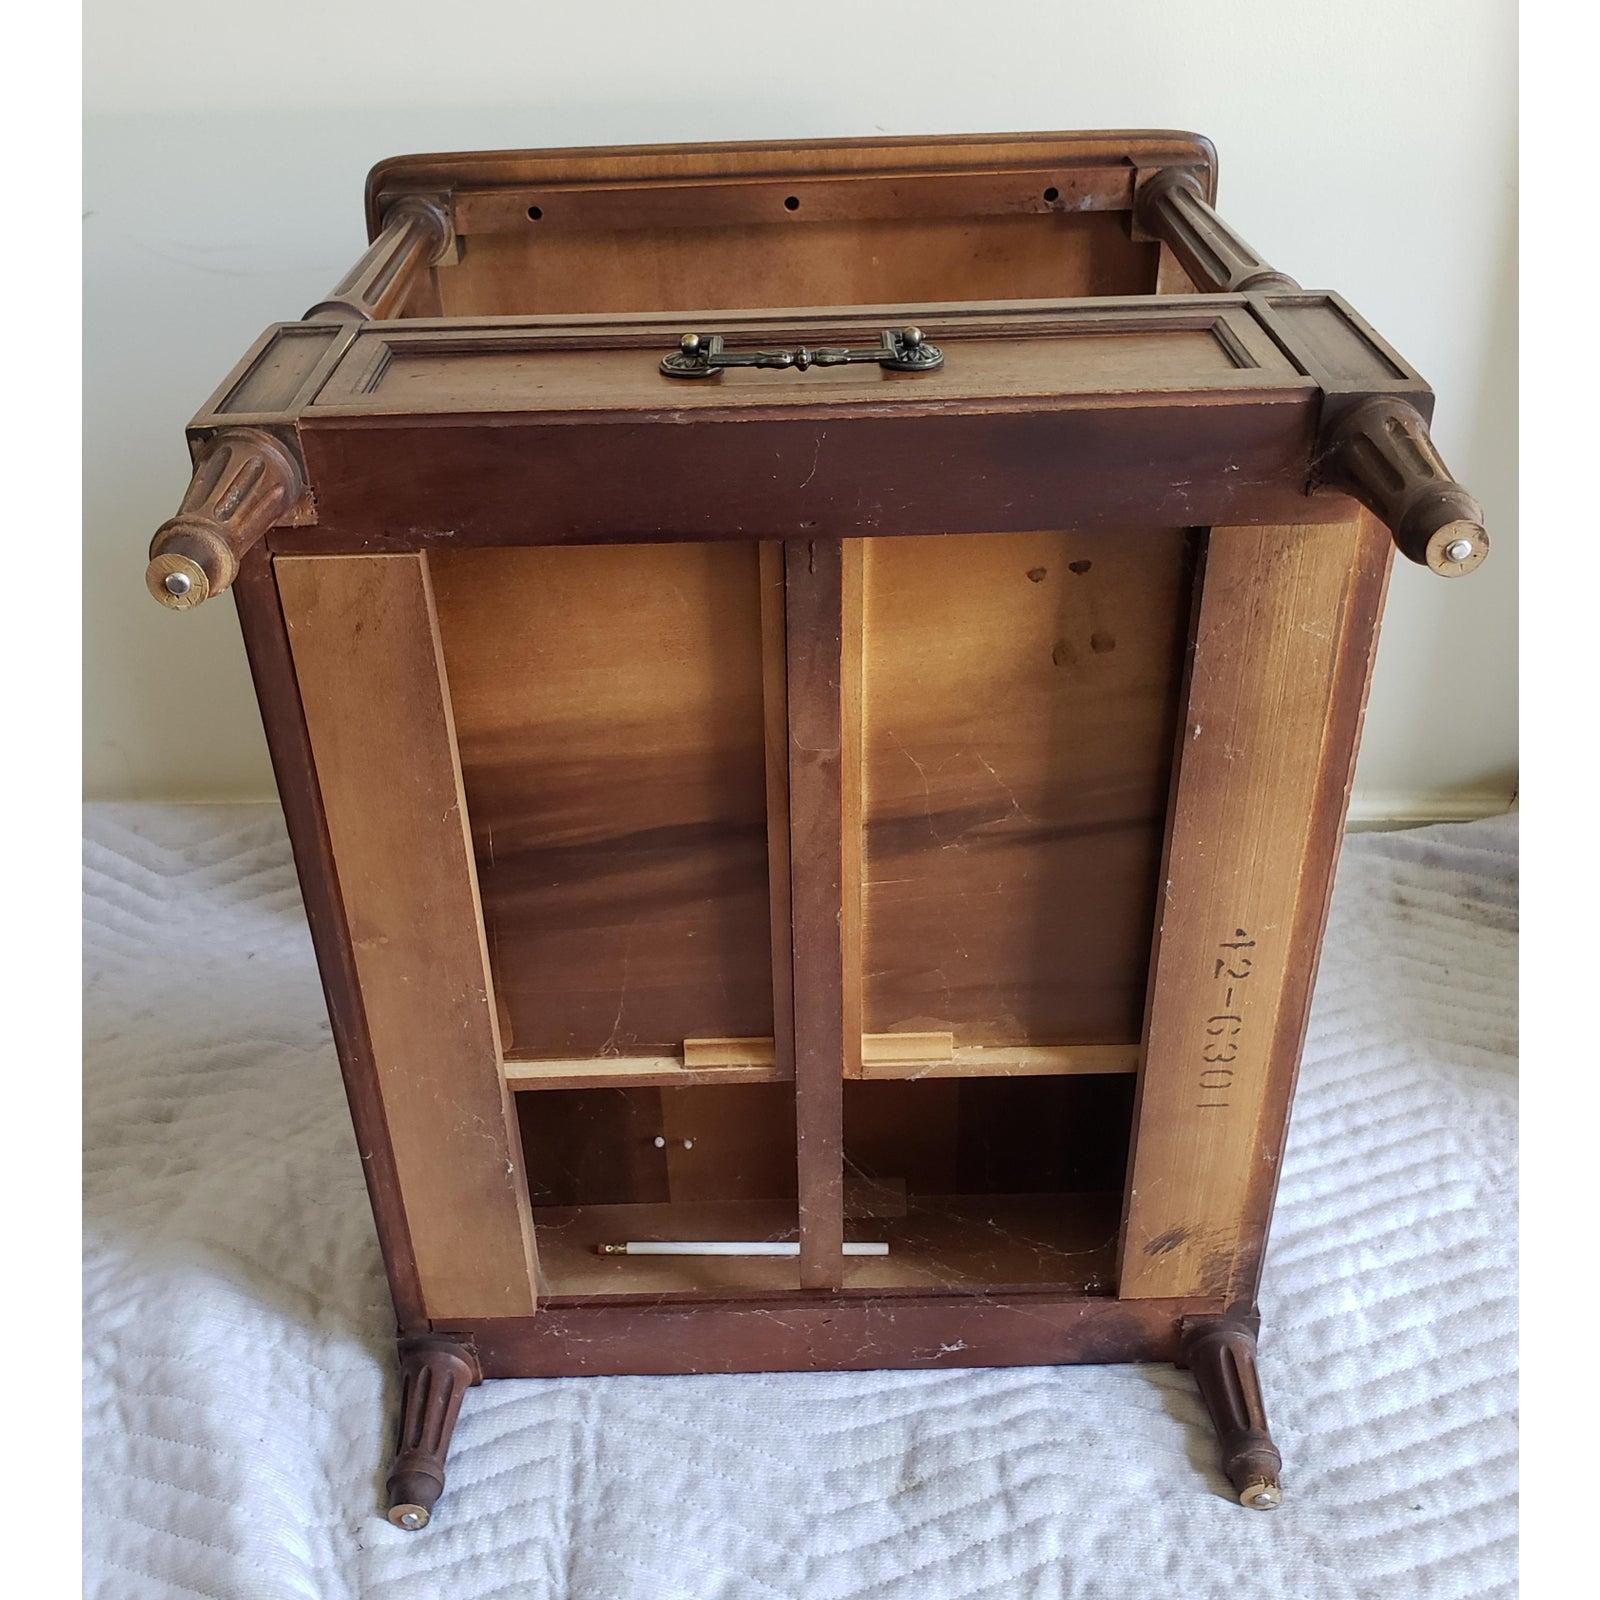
(388, 1503), (430, 1531)
(1239, 1478), (1282, 1510)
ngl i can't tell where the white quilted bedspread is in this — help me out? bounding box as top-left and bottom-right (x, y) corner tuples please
(84, 805), (1518, 1599)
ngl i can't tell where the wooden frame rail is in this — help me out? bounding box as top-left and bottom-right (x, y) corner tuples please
(1118, 512), (1392, 1302)
(146, 276), (1486, 611)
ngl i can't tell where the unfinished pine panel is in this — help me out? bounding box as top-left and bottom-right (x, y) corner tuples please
(429, 543), (773, 1059)
(1118, 516), (1388, 1300)
(276, 552), (537, 1321)
(682, 1037), (779, 1070)
(503, 1056), (785, 1092)
(502, 1033), (1137, 1091)
(856, 1042), (1140, 1081)
(860, 530), (1191, 1047)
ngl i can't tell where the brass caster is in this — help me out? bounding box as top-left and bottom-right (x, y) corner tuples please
(1239, 1477), (1283, 1511)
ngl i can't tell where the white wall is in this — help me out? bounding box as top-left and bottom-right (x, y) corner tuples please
(84, 0), (1517, 814)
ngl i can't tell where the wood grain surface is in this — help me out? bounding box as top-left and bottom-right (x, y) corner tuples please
(430, 543), (774, 1057)
(1118, 515), (1389, 1299)
(174, 132), (1454, 1402)
(783, 538), (857, 1288)
(367, 129), (1217, 317)
(861, 530), (1191, 1045)
(434, 215), (1157, 317)
(232, 550), (427, 1328)
(464, 1293), (1208, 1377)
(276, 553), (538, 1320)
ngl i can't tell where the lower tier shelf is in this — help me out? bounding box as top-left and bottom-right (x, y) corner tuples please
(532, 1191), (1121, 1299)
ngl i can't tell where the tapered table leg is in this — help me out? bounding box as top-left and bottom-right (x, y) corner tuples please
(386, 1335), (480, 1530)
(1182, 1313), (1283, 1509)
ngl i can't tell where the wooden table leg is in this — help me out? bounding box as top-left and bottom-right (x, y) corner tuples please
(386, 1335), (481, 1530)
(1181, 1312), (1283, 1510)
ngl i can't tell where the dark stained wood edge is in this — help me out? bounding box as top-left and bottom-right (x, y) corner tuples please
(284, 402), (1332, 555)
(784, 538), (848, 1290)
(193, 322), (356, 431)
(1226, 515), (1393, 1301)
(1251, 294), (1426, 408)
(454, 1293), (1211, 1377)
(231, 548), (427, 1330)
(178, 289), (1469, 577)
(365, 129), (1219, 235)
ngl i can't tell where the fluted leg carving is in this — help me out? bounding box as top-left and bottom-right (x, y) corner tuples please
(305, 199), (452, 322)
(146, 428), (305, 610)
(386, 1335), (480, 1530)
(1135, 168), (1299, 294)
(1182, 1314), (1283, 1510)
(1317, 396), (1489, 575)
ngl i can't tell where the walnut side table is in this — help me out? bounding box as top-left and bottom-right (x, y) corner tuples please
(143, 131), (1487, 1527)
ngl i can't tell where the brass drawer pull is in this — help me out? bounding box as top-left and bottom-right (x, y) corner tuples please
(660, 325), (944, 379)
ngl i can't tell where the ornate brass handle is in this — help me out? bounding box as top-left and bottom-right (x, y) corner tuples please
(660, 325), (944, 379)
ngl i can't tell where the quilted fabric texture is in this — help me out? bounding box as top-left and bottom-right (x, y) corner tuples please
(83, 805), (1518, 1600)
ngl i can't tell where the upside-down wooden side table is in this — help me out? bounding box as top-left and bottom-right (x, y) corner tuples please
(144, 131), (1488, 1527)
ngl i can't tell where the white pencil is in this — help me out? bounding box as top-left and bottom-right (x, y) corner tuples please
(596, 1241), (888, 1257)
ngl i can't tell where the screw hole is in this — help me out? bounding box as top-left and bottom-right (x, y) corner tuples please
(783, 195), (800, 211)
(527, 205), (543, 221)
(1043, 186), (1060, 203)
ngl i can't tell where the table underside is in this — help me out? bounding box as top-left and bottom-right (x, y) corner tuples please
(166, 133), (1456, 1371)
